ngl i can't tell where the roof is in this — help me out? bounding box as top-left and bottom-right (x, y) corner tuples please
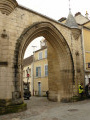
(59, 12), (90, 26)
(83, 20), (90, 25)
(23, 55), (33, 67)
(65, 11), (78, 28)
(34, 46), (47, 53)
(83, 21), (90, 29)
(75, 12), (81, 16)
(58, 17), (66, 22)
(74, 12), (89, 25)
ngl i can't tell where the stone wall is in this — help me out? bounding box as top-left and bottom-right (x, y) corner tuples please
(0, 0), (84, 105)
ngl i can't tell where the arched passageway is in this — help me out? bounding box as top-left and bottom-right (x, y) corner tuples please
(14, 22), (74, 102)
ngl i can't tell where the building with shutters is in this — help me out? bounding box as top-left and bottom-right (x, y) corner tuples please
(23, 39), (48, 96)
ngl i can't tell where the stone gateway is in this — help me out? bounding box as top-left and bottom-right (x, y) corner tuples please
(0, 0), (84, 114)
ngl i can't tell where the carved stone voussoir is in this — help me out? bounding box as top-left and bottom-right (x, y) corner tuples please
(0, 0), (18, 15)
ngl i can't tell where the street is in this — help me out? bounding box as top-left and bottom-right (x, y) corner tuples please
(0, 97), (90, 120)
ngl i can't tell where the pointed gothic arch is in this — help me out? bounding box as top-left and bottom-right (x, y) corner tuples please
(14, 22), (74, 102)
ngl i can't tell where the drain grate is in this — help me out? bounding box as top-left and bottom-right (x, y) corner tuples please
(68, 109), (78, 112)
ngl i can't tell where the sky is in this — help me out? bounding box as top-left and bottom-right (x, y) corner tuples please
(24, 37), (44, 58)
(17, 0), (90, 20)
(17, 0), (90, 58)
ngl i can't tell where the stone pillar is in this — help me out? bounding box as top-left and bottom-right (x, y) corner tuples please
(0, 27), (26, 116)
(47, 41), (73, 102)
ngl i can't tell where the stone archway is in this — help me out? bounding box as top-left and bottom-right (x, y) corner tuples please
(14, 22), (74, 102)
(0, 0), (85, 115)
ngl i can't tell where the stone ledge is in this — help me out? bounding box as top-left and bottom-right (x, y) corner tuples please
(0, 99), (12, 107)
(0, 103), (27, 115)
(0, 0), (18, 15)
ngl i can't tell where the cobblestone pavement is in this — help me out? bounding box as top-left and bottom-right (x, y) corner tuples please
(0, 97), (90, 120)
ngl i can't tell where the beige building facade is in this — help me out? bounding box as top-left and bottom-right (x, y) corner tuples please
(34, 46), (48, 96)
(23, 39), (48, 96)
(74, 12), (90, 85)
(82, 21), (90, 85)
(0, 0), (85, 114)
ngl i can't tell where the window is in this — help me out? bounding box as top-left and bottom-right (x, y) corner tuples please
(36, 67), (41, 77)
(39, 52), (42, 60)
(45, 65), (48, 76)
(45, 49), (47, 58)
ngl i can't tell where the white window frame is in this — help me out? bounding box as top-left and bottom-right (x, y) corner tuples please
(44, 64), (48, 76)
(36, 66), (41, 77)
(45, 49), (47, 58)
(38, 51), (42, 60)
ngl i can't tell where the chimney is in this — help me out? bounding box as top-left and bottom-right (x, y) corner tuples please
(85, 11), (89, 19)
(75, 12), (81, 16)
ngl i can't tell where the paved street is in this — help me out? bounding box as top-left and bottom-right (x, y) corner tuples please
(0, 97), (90, 120)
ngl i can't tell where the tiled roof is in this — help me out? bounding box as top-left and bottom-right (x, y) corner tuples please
(23, 55), (33, 67)
(58, 17), (66, 22)
(65, 11), (78, 28)
(34, 46), (47, 53)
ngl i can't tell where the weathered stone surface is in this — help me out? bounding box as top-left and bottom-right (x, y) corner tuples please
(0, 0), (18, 15)
(0, 0), (84, 114)
(0, 103), (27, 115)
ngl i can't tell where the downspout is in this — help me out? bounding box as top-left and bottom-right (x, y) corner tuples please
(81, 27), (86, 86)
